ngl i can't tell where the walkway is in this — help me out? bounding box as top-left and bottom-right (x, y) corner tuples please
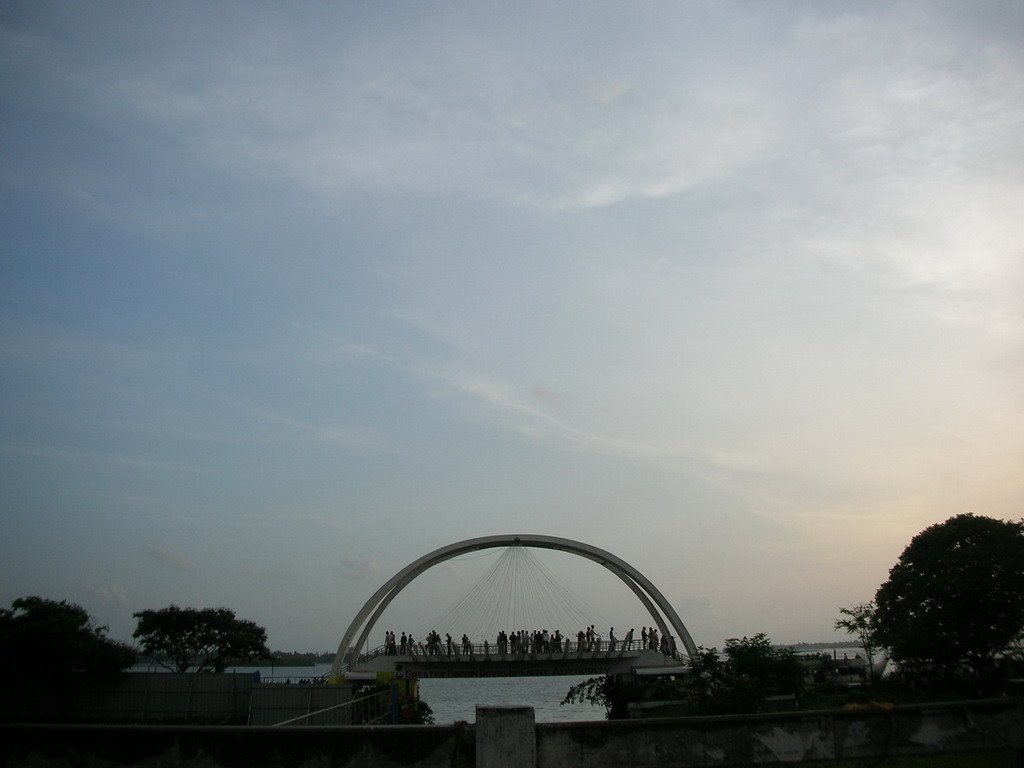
(346, 639), (685, 678)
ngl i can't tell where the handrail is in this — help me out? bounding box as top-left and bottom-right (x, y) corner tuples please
(341, 638), (681, 671)
(272, 691), (390, 726)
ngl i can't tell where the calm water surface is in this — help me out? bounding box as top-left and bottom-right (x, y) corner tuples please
(419, 675), (601, 723)
(200, 664), (603, 723)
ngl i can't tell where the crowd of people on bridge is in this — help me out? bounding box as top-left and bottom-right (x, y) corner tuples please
(380, 625), (678, 658)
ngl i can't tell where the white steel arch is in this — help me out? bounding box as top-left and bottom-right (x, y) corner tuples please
(331, 534), (697, 677)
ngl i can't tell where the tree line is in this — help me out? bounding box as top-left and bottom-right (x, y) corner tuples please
(0, 600), (332, 678)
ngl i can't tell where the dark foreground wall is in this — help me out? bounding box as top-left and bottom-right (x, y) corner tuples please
(538, 699), (1024, 766)
(0, 723), (476, 768)
(3, 699), (1023, 768)
(0, 674), (362, 727)
(0, 674), (257, 724)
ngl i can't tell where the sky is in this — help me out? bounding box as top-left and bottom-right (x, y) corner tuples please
(2, 1), (1023, 654)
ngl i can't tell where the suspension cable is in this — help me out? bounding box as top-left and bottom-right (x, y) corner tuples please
(418, 545), (618, 641)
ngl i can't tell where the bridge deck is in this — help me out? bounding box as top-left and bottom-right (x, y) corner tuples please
(347, 642), (685, 678)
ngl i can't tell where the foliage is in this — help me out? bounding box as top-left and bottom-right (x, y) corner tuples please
(563, 633), (805, 718)
(0, 596), (136, 680)
(562, 675), (609, 707)
(1001, 633), (1024, 678)
(873, 514), (1024, 673)
(133, 605), (271, 673)
(268, 650), (334, 666)
(398, 693), (435, 724)
(561, 673), (673, 719)
(562, 675), (613, 712)
(682, 634), (805, 714)
(834, 602), (879, 681)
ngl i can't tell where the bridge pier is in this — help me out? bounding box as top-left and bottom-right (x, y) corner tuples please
(476, 706), (536, 768)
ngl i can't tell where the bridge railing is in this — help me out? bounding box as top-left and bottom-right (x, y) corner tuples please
(345, 638), (680, 670)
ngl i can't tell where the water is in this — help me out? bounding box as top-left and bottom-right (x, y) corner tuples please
(419, 675), (603, 723)
(137, 663), (606, 723)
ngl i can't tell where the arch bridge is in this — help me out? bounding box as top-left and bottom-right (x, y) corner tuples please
(331, 534), (696, 679)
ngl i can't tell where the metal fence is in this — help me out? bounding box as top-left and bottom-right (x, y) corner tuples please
(268, 691), (392, 726)
(248, 682), (390, 725)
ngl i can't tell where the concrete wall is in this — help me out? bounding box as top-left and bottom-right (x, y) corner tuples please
(537, 699), (1024, 766)
(3, 699), (1022, 768)
(476, 707), (535, 767)
(1, 723), (475, 768)
(0, 674), (380, 728)
(1, 674), (255, 724)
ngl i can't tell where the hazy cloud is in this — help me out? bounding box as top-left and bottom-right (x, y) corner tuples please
(146, 545), (192, 573)
(336, 557), (383, 582)
(85, 582), (130, 608)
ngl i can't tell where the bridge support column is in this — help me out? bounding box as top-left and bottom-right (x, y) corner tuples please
(476, 706), (536, 768)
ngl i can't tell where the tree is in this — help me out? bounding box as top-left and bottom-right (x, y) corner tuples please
(834, 602), (878, 681)
(563, 633), (805, 718)
(696, 634), (806, 714)
(0, 596), (136, 681)
(873, 513), (1024, 673)
(562, 673), (677, 719)
(133, 606), (271, 673)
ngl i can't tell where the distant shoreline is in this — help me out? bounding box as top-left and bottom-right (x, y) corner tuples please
(781, 641), (860, 650)
(134, 652), (334, 670)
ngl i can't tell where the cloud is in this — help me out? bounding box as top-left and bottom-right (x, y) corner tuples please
(85, 582), (130, 607)
(336, 557), (382, 581)
(227, 400), (390, 452)
(428, 366), (670, 459)
(335, 342), (396, 364)
(530, 386), (561, 404)
(254, 563), (296, 580)
(30, 4), (776, 211)
(146, 545), (192, 573)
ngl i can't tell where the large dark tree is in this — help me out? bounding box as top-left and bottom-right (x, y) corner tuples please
(133, 606), (270, 673)
(873, 513), (1024, 672)
(0, 596), (136, 681)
